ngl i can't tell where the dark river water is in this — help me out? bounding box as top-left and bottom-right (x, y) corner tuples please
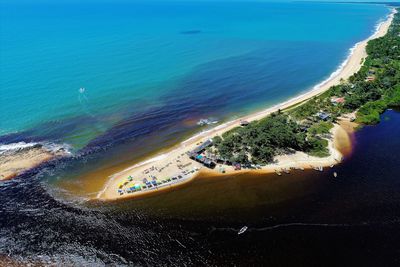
(1, 109), (400, 266)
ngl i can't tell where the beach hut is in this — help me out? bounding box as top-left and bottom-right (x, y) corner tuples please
(234, 163), (241, 170)
(188, 152), (197, 159)
(316, 112), (330, 121)
(300, 125), (308, 132)
(203, 158), (215, 168)
(240, 120), (249, 126)
(330, 97), (345, 105)
(192, 139), (213, 154)
(365, 76), (376, 82)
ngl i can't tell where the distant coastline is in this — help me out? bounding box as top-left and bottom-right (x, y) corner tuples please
(97, 8), (396, 201)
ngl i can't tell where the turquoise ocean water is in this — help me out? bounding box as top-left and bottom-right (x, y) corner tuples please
(0, 1), (389, 158)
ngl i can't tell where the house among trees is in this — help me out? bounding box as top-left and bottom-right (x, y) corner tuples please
(188, 139), (216, 168)
(330, 96), (345, 105)
(240, 120), (250, 126)
(192, 139), (213, 154)
(316, 112), (331, 121)
(366, 76), (376, 82)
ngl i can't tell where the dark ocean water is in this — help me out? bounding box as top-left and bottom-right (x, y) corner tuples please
(1, 110), (400, 266)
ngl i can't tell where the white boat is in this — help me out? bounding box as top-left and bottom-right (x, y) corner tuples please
(238, 226), (248, 235)
(333, 172), (337, 177)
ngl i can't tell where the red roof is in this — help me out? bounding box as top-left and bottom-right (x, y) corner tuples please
(331, 97), (345, 103)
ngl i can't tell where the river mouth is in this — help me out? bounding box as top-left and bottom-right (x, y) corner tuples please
(1, 110), (400, 265)
(97, 170), (325, 221)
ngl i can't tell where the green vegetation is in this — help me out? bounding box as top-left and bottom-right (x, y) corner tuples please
(213, 113), (307, 164)
(212, 113), (332, 164)
(210, 9), (400, 165)
(356, 100), (388, 124)
(289, 9), (400, 125)
(308, 121), (334, 135)
(307, 138), (329, 158)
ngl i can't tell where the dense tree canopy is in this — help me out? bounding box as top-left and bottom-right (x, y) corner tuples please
(211, 8), (400, 165)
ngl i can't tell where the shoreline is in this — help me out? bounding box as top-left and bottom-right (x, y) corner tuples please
(0, 143), (70, 181)
(98, 120), (353, 201)
(97, 8), (395, 201)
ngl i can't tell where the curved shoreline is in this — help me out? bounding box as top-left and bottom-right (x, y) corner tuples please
(97, 9), (395, 201)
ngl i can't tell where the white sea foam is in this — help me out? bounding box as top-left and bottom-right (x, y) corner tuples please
(43, 142), (73, 155)
(0, 141), (72, 155)
(312, 8), (395, 93)
(0, 142), (38, 153)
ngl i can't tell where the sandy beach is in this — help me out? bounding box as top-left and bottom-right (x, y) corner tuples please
(0, 144), (69, 180)
(97, 9), (395, 201)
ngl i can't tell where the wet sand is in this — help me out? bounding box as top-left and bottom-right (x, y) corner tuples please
(0, 146), (67, 181)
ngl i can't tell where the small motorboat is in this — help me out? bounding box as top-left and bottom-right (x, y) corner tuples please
(333, 172), (337, 178)
(238, 226), (248, 235)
